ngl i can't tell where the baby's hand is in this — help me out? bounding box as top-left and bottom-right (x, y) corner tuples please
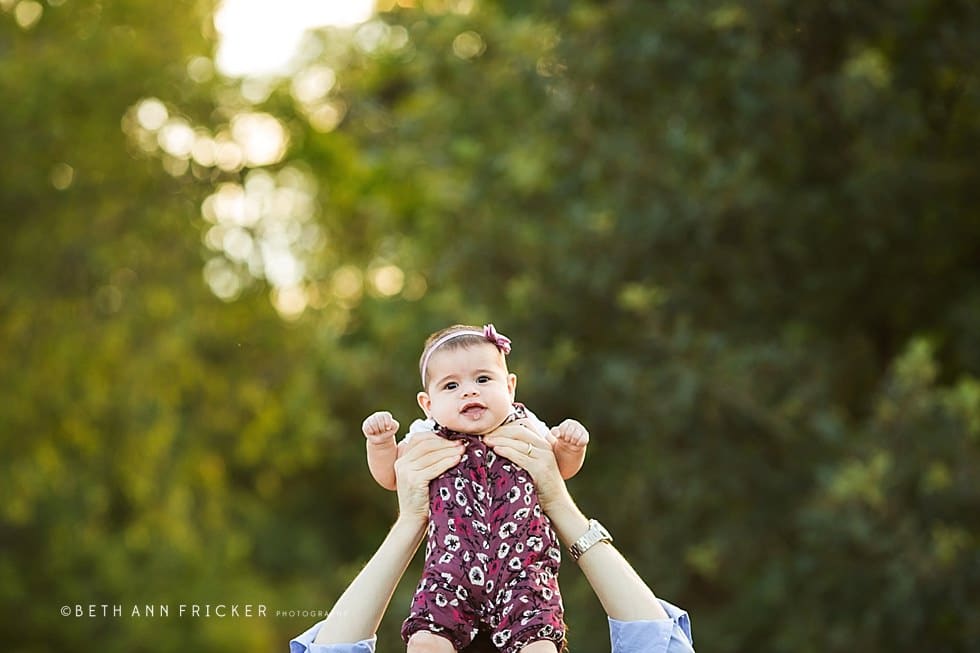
(551, 419), (589, 450)
(362, 411), (400, 445)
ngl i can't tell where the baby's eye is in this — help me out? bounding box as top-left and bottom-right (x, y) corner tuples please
(477, 375), (491, 383)
(444, 381), (459, 391)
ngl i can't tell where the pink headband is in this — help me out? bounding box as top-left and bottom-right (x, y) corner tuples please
(420, 324), (512, 385)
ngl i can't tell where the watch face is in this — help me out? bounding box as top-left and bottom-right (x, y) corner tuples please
(570, 520), (612, 560)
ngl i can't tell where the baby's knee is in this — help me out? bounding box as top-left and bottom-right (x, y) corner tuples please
(407, 630), (456, 653)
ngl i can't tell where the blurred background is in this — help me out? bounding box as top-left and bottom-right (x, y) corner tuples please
(2, 0), (978, 651)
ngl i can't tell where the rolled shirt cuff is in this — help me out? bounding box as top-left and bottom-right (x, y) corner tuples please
(289, 620), (377, 653)
(609, 599), (694, 653)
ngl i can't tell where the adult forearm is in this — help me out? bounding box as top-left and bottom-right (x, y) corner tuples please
(313, 516), (426, 644)
(548, 498), (669, 622)
(483, 423), (672, 623)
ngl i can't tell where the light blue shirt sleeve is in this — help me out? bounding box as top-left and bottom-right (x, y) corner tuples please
(609, 599), (695, 653)
(289, 620), (377, 653)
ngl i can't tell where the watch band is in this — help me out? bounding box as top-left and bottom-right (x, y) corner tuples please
(568, 518), (613, 561)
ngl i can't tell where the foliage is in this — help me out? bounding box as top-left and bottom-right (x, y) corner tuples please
(1, 0), (978, 651)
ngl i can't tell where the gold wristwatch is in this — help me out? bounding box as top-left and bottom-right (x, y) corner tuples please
(568, 519), (613, 561)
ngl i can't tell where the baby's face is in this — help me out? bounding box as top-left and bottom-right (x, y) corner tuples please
(418, 343), (516, 435)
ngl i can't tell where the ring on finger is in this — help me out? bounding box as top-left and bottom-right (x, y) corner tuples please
(525, 442), (534, 456)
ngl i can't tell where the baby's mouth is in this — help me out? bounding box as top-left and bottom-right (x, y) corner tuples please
(460, 402), (487, 419)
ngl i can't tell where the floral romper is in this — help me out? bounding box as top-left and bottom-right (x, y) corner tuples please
(400, 404), (565, 653)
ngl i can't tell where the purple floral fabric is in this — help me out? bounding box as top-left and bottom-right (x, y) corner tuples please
(401, 406), (565, 653)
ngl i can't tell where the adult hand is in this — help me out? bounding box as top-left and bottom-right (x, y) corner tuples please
(487, 420), (676, 629)
(394, 432), (464, 524)
(484, 419), (571, 514)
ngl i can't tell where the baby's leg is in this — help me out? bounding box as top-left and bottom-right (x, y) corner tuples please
(519, 641), (558, 653)
(407, 631), (456, 653)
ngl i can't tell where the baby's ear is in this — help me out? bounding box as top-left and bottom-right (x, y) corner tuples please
(417, 391), (432, 416)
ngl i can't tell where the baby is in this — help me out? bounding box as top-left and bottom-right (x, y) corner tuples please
(362, 324), (589, 653)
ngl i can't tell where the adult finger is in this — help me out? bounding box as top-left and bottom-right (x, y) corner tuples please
(488, 442), (532, 469)
(409, 443), (464, 477)
(396, 434), (463, 483)
(398, 431), (451, 459)
(484, 419), (538, 448)
(486, 429), (568, 511)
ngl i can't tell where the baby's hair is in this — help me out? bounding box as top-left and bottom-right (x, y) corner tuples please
(418, 324), (507, 387)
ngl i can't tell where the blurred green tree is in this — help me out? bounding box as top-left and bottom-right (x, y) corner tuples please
(0, 1), (360, 651)
(276, 2), (980, 650)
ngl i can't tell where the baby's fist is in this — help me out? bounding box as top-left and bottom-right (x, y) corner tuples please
(362, 411), (399, 443)
(552, 419), (589, 448)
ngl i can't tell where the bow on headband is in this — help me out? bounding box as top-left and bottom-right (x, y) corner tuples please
(420, 323), (512, 384)
(481, 324), (512, 355)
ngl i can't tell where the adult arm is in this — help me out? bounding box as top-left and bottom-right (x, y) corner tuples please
(310, 517), (422, 645)
(485, 422), (695, 652)
(295, 434), (464, 648)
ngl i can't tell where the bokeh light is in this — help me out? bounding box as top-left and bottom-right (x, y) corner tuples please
(199, 167), (323, 316)
(14, 0), (42, 30)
